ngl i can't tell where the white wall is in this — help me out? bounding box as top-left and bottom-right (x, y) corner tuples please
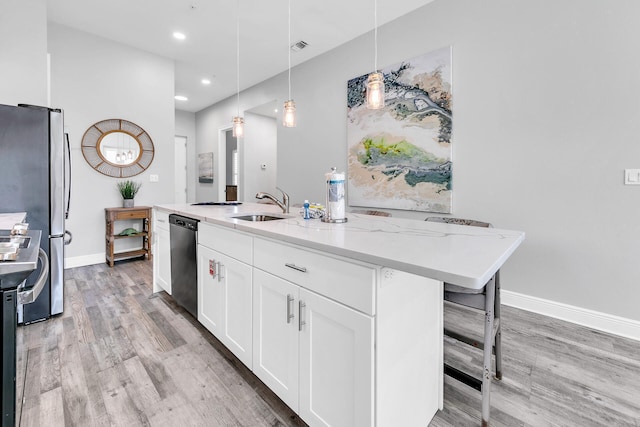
(176, 110), (196, 202)
(194, 0), (640, 324)
(0, 0), (48, 106)
(195, 80), (286, 202)
(48, 24), (175, 265)
(243, 113), (277, 202)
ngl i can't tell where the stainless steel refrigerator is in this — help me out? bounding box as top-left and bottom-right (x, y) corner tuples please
(0, 103), (71, 323)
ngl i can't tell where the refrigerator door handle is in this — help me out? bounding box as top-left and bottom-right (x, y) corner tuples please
(65, 132), (71, 219)
(17, 249), (49, 305)
(49, 109), (65, 235)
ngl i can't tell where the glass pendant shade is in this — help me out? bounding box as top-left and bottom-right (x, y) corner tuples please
(283, 100), (296, 127)
(366, 72), (385, 109)
(232, 116), (244, 138)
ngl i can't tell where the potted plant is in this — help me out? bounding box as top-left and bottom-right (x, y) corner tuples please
(117, 180), (142, 208)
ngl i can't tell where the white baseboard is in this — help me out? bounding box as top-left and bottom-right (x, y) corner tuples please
(502, 290), (640, 342)
(64, 253), (104, 269)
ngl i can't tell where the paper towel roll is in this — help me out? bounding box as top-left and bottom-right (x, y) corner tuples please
(327, 171), (345, 220)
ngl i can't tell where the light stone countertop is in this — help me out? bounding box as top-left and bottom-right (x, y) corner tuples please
(0, 212), (27, 229)
(155, 203), (525, 289)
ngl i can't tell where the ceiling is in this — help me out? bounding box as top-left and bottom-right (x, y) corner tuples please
(47, 0), (433, 113)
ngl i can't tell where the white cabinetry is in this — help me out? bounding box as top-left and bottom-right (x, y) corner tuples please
(193, 222), (442, 427)
(253, 268), (374, 426)
(252, 269), (300, 411)
(298, 288), (373, 427)
(198, 222), (253, 369)
(253, 238), (375, 426)
(253, 236), (442, 427)
(197, 245), (223, 335)
(152, 209), (171, 294)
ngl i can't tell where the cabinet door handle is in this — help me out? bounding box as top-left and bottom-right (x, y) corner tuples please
(287, 294), (294, 324)
(209, 259), (222, 281)
(299, 300), (306, 331)
(285, 263), (307, 273)
(217, 262), (224, 282)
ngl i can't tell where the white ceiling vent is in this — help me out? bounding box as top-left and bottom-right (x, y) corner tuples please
(290, 40), (308, 52)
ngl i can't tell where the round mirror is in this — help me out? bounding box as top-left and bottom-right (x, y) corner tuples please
(81, 119), (154, 178)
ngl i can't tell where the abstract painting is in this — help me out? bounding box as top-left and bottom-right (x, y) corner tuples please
(198, 152), (214, 183)
(347, 46), (452, 213)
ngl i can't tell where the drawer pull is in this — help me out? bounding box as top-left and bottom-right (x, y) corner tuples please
(285, 263), (307, 273)
(287, 294), (294, 324)
(299, 301), (306, 331)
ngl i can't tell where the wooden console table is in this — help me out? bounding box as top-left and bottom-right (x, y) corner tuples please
(105, 206), (152, 267)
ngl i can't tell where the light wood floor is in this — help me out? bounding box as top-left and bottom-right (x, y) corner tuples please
(15, 260), (640, 426)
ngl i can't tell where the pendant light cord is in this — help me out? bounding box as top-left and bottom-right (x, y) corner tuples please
(374, 0), (378, 72)
(288, 0), (291, 100)
(236, 0), (240, 116)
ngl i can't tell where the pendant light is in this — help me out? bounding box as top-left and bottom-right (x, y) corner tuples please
(366, 0), (385, 110)
(232, 0), (244, 138)
(283, 0), (296, 127)
(126, 135), (133, 160)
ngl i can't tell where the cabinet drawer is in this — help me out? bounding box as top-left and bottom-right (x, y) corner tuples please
(154, 210), (170, 230)
(113, 209), (150, 220)
(254, 238), (376, 315)
(198, 222), (252, 264)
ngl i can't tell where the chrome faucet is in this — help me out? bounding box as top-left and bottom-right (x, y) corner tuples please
(255, 187), (290, 213)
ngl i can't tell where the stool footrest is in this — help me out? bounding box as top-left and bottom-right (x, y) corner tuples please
(444, 320), (500, 355)
(444, 363), (483, 391)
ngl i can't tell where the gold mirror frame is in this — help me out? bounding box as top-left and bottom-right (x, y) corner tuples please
(81, 119), (154, 177)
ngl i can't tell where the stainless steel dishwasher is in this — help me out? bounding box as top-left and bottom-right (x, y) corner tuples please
(169, 214), (198, 317)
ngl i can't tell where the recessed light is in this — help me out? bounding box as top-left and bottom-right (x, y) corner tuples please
(175, 95), (188, 101)
(173, 32), (186, 40)
(201, 79), (211, 85)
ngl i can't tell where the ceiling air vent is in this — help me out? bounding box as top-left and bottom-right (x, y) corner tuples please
(290, 40), (308, 52)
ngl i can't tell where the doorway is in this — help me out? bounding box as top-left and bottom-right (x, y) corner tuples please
(174, 136), (187, 203)
(217, 128), (240, 202)
(225, 131), (238, 201)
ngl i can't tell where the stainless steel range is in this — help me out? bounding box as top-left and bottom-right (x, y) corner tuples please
(1, 225), (49, 427)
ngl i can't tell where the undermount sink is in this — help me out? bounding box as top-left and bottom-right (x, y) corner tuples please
(231, 214), (287, 222)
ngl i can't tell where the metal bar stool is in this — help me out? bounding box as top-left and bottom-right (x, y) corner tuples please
(425, 216), (502, 427)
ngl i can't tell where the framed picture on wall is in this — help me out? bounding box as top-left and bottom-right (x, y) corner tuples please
(198, 152), (214, 183)
(347, 46), (453, 213)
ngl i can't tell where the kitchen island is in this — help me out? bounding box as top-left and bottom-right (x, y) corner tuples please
(152, 203), (524, 427)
